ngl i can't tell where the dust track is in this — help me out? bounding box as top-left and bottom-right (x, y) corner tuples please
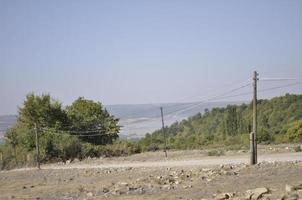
(10, 152), (302, 172)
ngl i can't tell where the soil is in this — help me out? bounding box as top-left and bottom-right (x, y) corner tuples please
(1, 144), (302, 200)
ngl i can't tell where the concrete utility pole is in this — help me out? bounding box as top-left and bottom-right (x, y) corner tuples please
(250, 131), (255, 165)
(34, 123), (40, 169)
(252, 71), (258, 164)
(160, 107), (167, 158)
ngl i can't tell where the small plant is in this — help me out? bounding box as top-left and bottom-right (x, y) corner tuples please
(207, 149), (225, 156)
(78, 185), (85, 193)
(294, 146), (302, 152)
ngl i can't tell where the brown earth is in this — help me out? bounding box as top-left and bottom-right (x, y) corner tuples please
(0, 144), (302, 200)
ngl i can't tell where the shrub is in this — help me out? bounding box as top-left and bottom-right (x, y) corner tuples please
(207, 149), (225, 156)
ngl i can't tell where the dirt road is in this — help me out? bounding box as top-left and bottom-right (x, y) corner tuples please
(1, 150), (302, 200)
(12, 152), (302, 171)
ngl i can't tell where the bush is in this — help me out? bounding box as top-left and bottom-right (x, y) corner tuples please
(207, 149), (225, 156)
(294, 146), (302, 152)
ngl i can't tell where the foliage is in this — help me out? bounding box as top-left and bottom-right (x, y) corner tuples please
(1, 94), (121, 169)
(66, 97), (119, 145)
(207, 149), (225, 156)
(283, 119), (302, 142)
(139, 94), (302, 150)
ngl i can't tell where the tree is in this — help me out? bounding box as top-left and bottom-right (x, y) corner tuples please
(66, 97), (120, 145)
(286, 119), (302, 142)
(18, 93), (67, 129)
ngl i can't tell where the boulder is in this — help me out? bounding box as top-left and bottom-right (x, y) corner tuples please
(246, 187), (269, 200)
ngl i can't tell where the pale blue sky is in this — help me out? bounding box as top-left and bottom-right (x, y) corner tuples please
(1, 0), (302, 115)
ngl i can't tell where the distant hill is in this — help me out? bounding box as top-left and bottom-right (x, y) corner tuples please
(138, 94), (302, 149)
(0, 115), (17, 142)
(105, 101), (245, 139)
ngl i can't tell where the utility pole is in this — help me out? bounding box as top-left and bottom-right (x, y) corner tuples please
(252, 71), (258, 164)
(34, 123), (40, 169)
(160, 107), (167, 158)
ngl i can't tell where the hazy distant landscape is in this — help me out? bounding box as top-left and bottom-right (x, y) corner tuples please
(0, 101), (243, 142)
(0, 115), (17, 143)
(108, 101), (245, 139)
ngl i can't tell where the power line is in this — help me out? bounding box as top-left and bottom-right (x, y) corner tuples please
(164, 82), (251, 117)
(260, 78), (302, 81)
(258, 81), (302, 93)
(162, 78), (251, 110)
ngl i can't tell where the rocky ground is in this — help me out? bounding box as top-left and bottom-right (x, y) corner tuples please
(0, 144), (302, 200)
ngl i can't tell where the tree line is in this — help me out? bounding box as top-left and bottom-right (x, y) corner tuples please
(1, 93), (302, 169)
(0, 94), (140, 169)
(138, 94), (302, 150)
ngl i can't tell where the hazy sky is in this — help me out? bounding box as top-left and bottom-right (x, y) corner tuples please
(1, 0), (302, 115)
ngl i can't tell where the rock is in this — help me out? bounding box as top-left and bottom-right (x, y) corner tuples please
(128, 186), (145, 195)
(102, 187), (109, 193)
(66, 160), (71, 164)
(286, 184), (295, 193)
(161, 185), (173, 190)
(214, 192), (234, 200)
(86, 192), (93, 197)
(175, 180), (181, 185)
(286, 183), (302, 194)
(246, 187), (269, 200)
(118, 182), (128, 186)
(183, 185), (192, 189)
(294, 183), (302, 190)
(281, 193), (299, 200)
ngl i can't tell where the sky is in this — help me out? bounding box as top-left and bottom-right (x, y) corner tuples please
(1, 0), (302, 115)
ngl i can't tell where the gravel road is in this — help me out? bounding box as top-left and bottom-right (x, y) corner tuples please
(11, 152), (302, 171)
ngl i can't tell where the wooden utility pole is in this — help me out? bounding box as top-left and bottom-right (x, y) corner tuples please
(252, 71), (258, 164)
(160, 107), (167, 158)
(34, 123), (40, 169)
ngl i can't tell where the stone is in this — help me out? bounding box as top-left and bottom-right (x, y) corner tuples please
(86, 192), (93, 197)
(118, 182), (128, 186)
(102, 187), (109, 193)
(175, 180), (181, 185)
(183, 185), (193, 189)
(246, 187), (269, 200)
(286, 184), (295, 193)
(214, 193), (234, 200)
(282, 193), (299, 200)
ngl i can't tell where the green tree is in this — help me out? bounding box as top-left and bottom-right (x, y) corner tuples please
(66, 97), (120, 145)
(18, 93), (68, 129)
(285, 119), (302, 142)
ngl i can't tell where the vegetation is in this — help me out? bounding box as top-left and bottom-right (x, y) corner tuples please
(1, 93), (302, 170)
(0, 93), (131, 169)
(138, 94), (302, 150)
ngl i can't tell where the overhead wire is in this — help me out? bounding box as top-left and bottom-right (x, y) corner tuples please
(163, 82), (251, 117)
(258, 81), (302, 93)
(260, 77), (302, 81)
